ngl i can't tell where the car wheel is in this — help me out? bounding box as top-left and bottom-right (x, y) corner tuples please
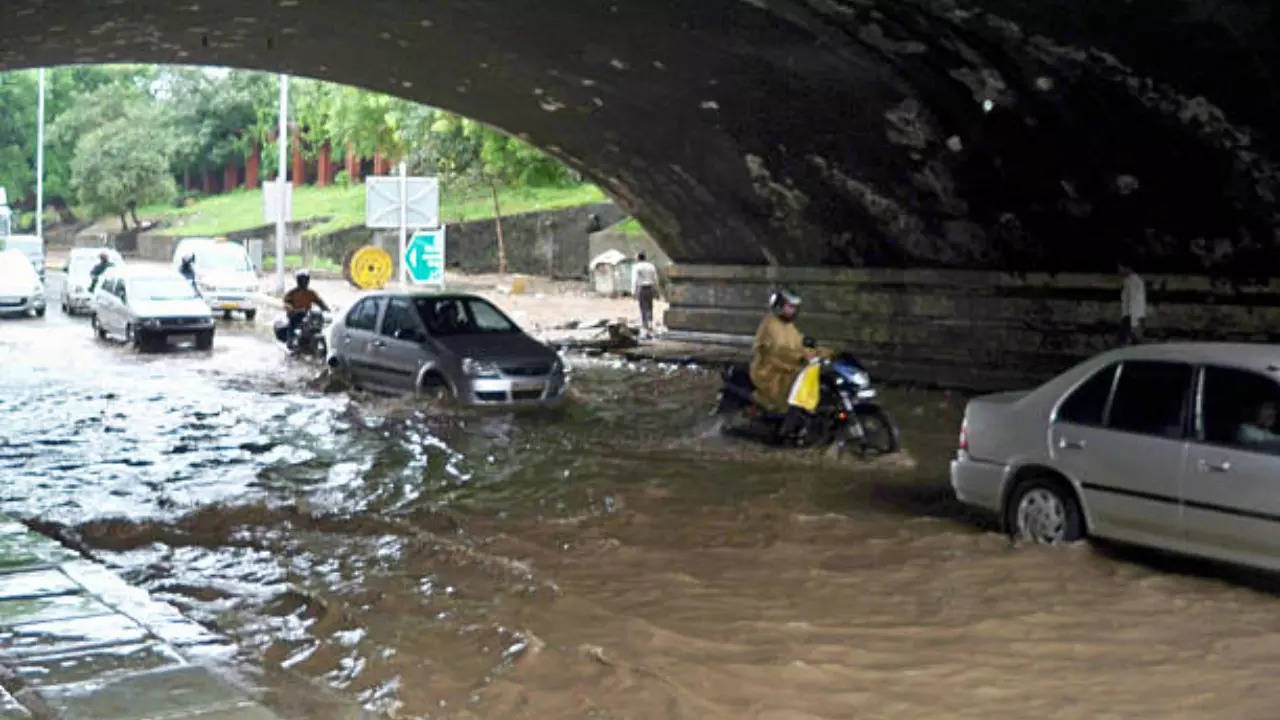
(1006, 476), (1084, 545)
(223, 310), (233, 320)
(125, 323), (138, 348)
(417, 374), (452, 401)
(34, 306), (45, 318)
(196, 329), (214, 350)
(91, 314), (107, 340)
(245, 309), (257, 322)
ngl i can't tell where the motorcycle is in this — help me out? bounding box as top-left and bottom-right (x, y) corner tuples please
(714, 349), (900, 456)
(274, 308), (329, 360)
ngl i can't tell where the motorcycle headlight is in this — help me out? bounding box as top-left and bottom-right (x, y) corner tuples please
(461, 358), (502, 378)
(852, 370), (870, 387)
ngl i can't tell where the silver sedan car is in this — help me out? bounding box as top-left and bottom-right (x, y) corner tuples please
(329, 292), (567, 406)
(952, 343), (1280, 572)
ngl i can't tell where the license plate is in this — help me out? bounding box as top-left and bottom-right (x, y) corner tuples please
(170, 334), (195, 345)
(219, 302), (239, 310)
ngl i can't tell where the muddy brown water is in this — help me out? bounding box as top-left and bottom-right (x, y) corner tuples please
(5, 295), (1280, 719)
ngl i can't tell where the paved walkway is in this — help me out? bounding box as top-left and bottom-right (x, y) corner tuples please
(0, 516), (290, 719)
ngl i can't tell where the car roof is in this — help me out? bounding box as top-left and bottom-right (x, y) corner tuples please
(69, 247), (122, 258)
(362, 291), (487, 302)
(1096, 343), (1280, 371)
(102, 265), (184, 280)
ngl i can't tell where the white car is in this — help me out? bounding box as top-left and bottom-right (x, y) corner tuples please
(0, 248), (46, 318)
(171, 239), (258, 320)
(91, 266), (216, 351)
(61, 248), (124, 315)
(952, 343), (1280, 573)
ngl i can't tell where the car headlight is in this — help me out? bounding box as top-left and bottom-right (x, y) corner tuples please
(461, 358), (502, 377)
(852, 370), (870, 387)
(142, 318), (162, 328)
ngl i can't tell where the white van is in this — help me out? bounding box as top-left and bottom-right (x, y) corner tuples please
(1, 236), (44, 281)
(62, 247), (124, 314)
(171, 238), (259, 320)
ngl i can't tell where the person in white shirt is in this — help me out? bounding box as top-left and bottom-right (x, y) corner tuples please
(631, 252), (659, 336)
(1118, 262), (1146, 345)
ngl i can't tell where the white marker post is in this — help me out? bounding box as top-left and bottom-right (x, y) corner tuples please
(275, 73), (289, 294)
(35, 68), (44, 241)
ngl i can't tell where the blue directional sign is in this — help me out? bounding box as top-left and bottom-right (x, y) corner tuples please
(405, 228), (446, 285)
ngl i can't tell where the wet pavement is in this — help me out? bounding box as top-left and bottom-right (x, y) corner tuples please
(5, 276), (1280, 718)
(0, 515), (294, 719)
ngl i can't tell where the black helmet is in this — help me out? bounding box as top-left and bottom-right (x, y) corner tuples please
(183, 253), (195, 264)
(769, 289), (801, 315)
(295, 270), (311, 287)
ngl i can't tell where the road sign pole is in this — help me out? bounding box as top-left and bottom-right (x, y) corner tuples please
(275, 73), (289, 295)
(398, 162), (408, 286)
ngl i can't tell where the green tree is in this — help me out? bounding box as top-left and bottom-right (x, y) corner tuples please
(70, 106), (177, 231)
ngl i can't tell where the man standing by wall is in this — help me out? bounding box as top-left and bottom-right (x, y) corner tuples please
(631, 251), (659, 338)
(1118, 261), (1147, 345)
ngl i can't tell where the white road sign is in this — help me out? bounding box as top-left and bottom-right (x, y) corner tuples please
(366, 175), (439, 229)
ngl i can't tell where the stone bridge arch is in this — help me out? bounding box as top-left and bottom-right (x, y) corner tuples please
(5, 0), (1278, 276)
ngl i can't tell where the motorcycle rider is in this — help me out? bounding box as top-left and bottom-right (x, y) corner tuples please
(88, 250), (113, 293)
(279, 270), (330, 341)
(178, 253), (198, 294)
(749, 289), (828, 413)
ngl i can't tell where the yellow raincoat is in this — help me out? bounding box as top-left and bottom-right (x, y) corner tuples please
(749, 314), (809, 412)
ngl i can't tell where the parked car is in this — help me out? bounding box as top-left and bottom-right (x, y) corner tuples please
(62, 247), (124, 315)
(330, 292), (567, 406)
(91, 266), (215, 350)
(952, 342), (1280, 572)
(171, 238), (258, 320)
(0, 248), (46, 318)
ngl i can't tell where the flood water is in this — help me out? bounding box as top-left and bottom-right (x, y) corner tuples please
(5, 292), (1280, 719)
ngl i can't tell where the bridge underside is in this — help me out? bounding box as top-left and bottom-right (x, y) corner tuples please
(3, 0), (1278, 274)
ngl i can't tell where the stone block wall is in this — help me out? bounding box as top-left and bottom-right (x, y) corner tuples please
(307, 202), (623, 278)
(665, 265), (1280, 391)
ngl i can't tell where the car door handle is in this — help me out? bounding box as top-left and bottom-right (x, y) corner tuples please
(1198, 459), (1232, 473)
(371, 340), (387, 349)
(1058, 437), (1086, 450)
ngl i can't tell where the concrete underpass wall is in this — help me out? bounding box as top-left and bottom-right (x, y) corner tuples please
(664, 265), (1280, 391)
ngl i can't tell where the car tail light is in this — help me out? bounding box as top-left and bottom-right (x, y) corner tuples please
(958, 418), (968, 451)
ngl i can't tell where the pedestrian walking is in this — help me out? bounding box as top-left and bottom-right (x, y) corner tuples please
(1118, 261), (1146, 345)
(631, 252), (659, 337)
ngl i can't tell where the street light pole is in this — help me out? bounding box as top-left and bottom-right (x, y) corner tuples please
(275, 73), (289, 294)
(35, 68), (44, 241)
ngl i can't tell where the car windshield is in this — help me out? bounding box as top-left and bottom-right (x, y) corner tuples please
(0, 257), (36, 285)
(130, 278), (198, 302)
(415, 297), (518, 335)
(195, 246), (251, 272)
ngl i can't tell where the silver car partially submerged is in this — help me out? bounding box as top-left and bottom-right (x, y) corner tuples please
(329, 292), (566, 406)
(952, 343), (1280, 572)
